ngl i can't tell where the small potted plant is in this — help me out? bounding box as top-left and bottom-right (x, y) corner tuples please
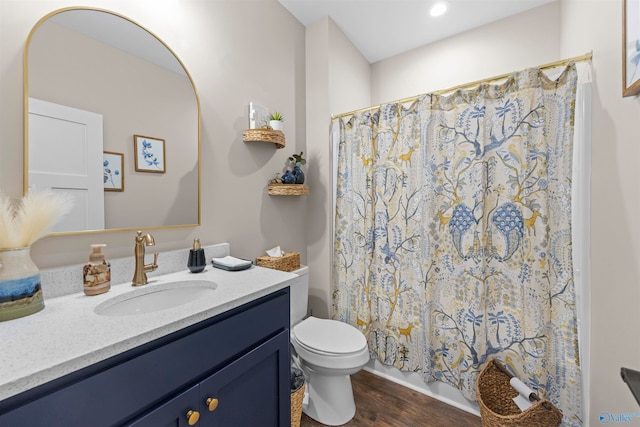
(269, 111), (284, 131)
(289, 151), (306, 184)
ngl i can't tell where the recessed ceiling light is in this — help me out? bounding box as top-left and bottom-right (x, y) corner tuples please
(430, 1), (448, 17)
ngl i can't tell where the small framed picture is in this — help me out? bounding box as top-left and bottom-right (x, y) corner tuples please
(103, 151), (124, 191)
(134, 135), (166, 173)
(249, 102), (269, 129)
(624, 0), (640, 96)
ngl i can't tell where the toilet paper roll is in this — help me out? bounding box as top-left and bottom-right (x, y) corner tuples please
(510, 377), (536, 411)
(509, 377), (535, 399)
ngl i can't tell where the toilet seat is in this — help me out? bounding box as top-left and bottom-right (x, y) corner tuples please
(293, 317), (367, 355)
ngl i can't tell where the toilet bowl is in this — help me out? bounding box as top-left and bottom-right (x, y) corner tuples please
(289, 267), (370, 426)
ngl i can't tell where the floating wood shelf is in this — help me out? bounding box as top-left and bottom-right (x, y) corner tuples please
(243, 128), (285, 149)
(268, 184), (309, 196)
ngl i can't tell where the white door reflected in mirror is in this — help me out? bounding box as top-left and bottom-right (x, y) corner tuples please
(28, 98), (105, 232)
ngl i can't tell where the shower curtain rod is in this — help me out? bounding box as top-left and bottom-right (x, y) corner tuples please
(331, 51), (592, 119)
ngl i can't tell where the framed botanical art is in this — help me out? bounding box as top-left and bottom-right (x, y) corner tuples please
(134, 135), (166, 173)
(624, 0), (640, 96)
(103, 151), (124, 191)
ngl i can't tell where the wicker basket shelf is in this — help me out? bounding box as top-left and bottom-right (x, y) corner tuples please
(243, 128), (285, 149)
(268, 184), (309, 196)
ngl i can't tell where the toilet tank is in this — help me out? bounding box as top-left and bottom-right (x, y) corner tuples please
(289, 266), (309, 325)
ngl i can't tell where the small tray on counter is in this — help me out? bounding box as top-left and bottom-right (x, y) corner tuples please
(211, 257), (253, 271)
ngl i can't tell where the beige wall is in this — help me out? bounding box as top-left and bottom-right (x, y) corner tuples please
(0, 0), (307, 269)
(305, 17), (370, 317)
(559, 0), (640, 423)
(371, 2), (561, 104)
(29, 21), (198, 229)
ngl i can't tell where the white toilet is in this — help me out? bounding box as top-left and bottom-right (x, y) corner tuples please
(289, 266), (369, 426)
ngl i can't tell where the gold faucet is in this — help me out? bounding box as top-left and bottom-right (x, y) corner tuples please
(132, 231), (159, 286)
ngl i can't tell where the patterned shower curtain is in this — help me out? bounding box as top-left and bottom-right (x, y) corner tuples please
(333, 64), (582, 426)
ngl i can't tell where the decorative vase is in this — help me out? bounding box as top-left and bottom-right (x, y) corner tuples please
(0, 247), (44, 322)
(282, 170), (295, 184)
(270, 120), (284, 132)
(293, 165), (305, 184)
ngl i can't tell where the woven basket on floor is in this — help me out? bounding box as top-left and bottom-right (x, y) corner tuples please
(291, 383), (305, 427)
(256, 252), (300, 272)
(476, 358), (563, 427)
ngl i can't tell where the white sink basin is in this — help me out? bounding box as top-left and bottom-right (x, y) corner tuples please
(95, 280), (217, 316)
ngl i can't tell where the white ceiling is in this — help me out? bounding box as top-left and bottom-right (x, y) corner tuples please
(278, 0), (557, 63)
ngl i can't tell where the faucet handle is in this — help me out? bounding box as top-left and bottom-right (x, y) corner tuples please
(152, 252), (159, 265)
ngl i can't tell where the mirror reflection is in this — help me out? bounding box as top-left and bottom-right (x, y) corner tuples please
(25, 8), (200, 233)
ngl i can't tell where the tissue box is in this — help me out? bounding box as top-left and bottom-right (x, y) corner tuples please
(255, 252), (300, 272)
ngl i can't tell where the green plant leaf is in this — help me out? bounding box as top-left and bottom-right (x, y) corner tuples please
(269, 111), (284, 121)
(289, 151), (306, 166)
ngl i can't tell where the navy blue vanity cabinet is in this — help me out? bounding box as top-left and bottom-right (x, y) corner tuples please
(129, 330), (289, 427)
(199, 330), (289, 426)
(0, 288), (291, 427)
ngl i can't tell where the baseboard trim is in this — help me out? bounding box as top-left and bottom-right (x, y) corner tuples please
(363, 362), (481, 417)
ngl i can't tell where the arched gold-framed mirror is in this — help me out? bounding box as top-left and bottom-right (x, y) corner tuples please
(24, 7), (201, 235)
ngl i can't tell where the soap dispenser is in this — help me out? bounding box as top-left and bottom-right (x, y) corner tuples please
(83, 244), (111, 296)
(187, 238), (206, 273)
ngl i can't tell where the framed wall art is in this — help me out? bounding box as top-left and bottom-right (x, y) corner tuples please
(624, 0), (640, 96)
(134, 134), (166, 173)
(103, 151), (124, 191)
(249, 101), (269, 129)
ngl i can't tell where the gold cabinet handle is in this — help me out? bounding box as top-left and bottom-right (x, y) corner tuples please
(186, 409), (200, 425)
(206, 397), (219, 412)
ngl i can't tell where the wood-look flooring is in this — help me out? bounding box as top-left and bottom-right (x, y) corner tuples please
(299, 369), (482, 427)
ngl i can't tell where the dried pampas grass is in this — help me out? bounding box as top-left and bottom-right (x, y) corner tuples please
(0, 190), (73, 249)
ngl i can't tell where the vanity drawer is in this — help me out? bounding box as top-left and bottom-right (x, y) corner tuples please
(0, 288), (290, 427)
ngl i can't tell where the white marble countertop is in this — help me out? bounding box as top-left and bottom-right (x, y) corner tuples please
(0, 264), (296, 402)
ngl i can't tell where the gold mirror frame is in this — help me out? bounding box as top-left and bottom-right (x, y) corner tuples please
(23, 6), (201, 235)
